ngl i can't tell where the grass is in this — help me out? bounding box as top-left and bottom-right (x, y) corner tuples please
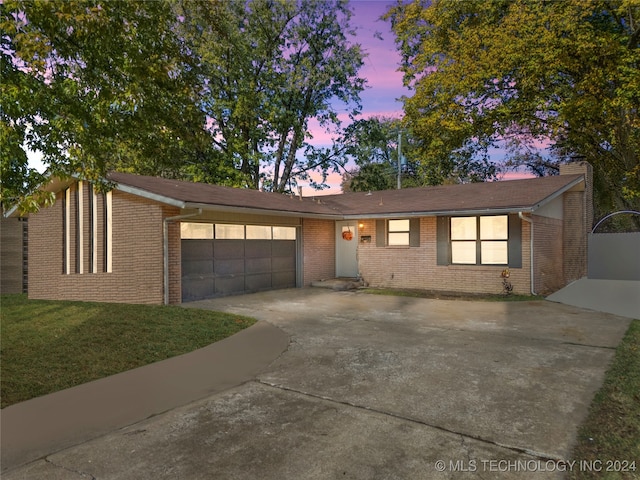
(361, 287), (544, 302)
(0, 294), (256, 408)
(568, 319), (640, 480)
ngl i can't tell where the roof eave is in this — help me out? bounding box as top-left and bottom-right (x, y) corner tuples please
(183, 202), (342, 219)
(341, 206), (537, 220)
(528, 175), (585, 212)
(115, 184), (186, 209)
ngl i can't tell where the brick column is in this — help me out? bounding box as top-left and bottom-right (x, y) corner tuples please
(559, 161), (593, 282)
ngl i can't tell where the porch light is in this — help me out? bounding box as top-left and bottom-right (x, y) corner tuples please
(358, 223), (364, 229)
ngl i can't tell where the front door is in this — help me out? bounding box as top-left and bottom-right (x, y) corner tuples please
(335, 220), (358, 277)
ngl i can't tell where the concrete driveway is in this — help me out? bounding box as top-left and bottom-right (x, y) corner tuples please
(3, 289), (631, 479)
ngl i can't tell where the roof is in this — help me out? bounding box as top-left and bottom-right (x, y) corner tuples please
(14, 171), (582, 219)
(321, 174), (584, 217)
(107, 171), (584, 218)
(107, 172), (341, 217)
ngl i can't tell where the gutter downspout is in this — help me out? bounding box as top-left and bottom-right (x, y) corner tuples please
(518, 212), (536, 295)
(163, 209), (201, 305)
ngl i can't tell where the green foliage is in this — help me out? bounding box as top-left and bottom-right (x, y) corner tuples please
(337, 116), (499, 192)
(386, 0), (640, 224)
(0, 294), (256, 407)
(2, 0), (365, 211)
(1, 0), (238, 214)
(177, 0), (366, 192)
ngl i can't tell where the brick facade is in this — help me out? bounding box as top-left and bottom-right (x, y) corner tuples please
(358, 217), (532, 295)
(1, 216), (27, 294)
(26, 165), (590, 304)
(559, 161), (593, 284)
(531, 215), (564, 294)
(29, 182), (180, 304)
(302, 218), (335, 285)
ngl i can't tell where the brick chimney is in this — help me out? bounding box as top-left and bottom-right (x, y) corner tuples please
(559, 161), (593, 282)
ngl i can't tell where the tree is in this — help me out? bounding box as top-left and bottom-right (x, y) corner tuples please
(1, 0), (239, 212)
(178, 0), (366, 192)
(338, 117), (416, 192)
(334, 116), (498, 192)
(386, 0), (640, 225)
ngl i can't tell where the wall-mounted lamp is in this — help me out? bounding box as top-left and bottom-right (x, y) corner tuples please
(358, 223), (364, 229)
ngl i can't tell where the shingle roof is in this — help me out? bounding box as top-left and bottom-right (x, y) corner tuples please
(107, 172), (340, 216)
(320, 174), (584, 217)
(108, 172), (584, 218)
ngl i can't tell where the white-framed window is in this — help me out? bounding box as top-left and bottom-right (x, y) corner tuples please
(451, 215), (509, 265)
(215, 224), (244, 239)
(273, 226), (296, 240)
(181, 223), (297, 241)
(246, 225), (272, 240)
(388, 219), (410, 246)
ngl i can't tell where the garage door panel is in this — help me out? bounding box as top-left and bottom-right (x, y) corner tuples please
(245, 273), (272, 292)
(181, 240), (214, 260)
(215, 276), (245, 295)
(182, 259), (213, 276)
(272, 271), (296, 288)
(246, 257), (271, 274)
(214, 240), (244, 258)
(182, 276), (214, 302)
(214, 258), (244, 276)
(272, 240), (295, 256)
(245, 240), (272, 258)
(272, 256), (295, 272)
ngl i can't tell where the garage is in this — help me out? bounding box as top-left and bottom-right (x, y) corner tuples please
(180, 223), (297, 301)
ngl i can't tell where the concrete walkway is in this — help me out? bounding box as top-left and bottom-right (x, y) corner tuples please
(0, 321), (289, 472)
(547, 278), (640, 318)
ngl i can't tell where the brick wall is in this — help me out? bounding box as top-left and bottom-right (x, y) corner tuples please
(531, 214), (564, 294)
(302, 218), (335, 285)
(358, 217), (532, 295)
(559, 161), (593, 283)
(167, 215), (182, 304)
(29, 183), (179, 304)
(1, 216), (27, 294)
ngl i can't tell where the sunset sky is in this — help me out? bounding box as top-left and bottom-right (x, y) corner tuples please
(304, 0), (532, 194)
(304, 0), (408, 193)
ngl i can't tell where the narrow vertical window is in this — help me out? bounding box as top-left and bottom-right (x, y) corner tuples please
(77, 181), (84, 274)
(88, 184), (97, 273)
(105, 191), (113, 273)
(62, 188), (69, 274)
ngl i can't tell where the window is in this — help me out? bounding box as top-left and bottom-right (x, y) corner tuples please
(246, 225), (272, 240)
(105, 191), (112, 273)
(376, 218), (420, 247)
(215, 224), (244, 239)
(450, 215), (509, 265)
(63, 188), (70, 274)
(388, 219), (410, 246)
(480, 216), (508, 264)
(451, 217), (476, 264)
(181, 224), (297, 241)
(273, 226), (296, 240)
(181, 223), (214, 239)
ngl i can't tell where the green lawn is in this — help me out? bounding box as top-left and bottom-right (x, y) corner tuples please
(0, 294), (256, 408)
(568, 319), (640, 480)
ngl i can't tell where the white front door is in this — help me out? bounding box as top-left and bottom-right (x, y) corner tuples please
(336, 220), (358, 277)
